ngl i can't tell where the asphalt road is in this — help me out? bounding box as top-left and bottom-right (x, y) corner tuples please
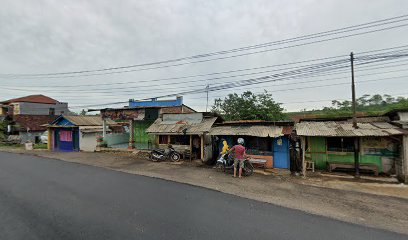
(0, 152), (406, 240)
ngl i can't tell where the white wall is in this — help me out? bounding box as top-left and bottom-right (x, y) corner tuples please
(12, 102), (69, 115)
(79, 131), (99, 152)
(398, 112), (408, 122)
(19, 131), (43, 143)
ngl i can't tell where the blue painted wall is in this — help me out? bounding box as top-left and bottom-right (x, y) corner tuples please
(129, 97), (183, 108)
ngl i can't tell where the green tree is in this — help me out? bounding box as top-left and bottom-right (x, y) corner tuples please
(383, 94), (395, 104)
(0, 120), (8, 141)
(369, 94), (383, 105)
(211, 91), (284, 121)
(357, 94), (370, 106)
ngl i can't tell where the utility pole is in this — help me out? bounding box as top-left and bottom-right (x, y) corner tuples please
(350, 52), (360, 177)
(205, 84), (209, 112)
(351, 52), (357, 128)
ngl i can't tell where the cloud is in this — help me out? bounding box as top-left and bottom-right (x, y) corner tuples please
(0, 0), (407, 112)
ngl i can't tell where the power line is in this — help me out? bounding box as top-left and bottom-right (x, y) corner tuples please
(5, 51), (408, 99)
(6, 48), (408, 94)
(4, 59), (351, 94)
(3, 58), (350, 92)
(71, 63), (408, 109)
(2, 14), (408, 78)
(72, 73), (408, 109)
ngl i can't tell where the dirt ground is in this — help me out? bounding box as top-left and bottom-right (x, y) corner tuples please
(1, 148), (408, 235)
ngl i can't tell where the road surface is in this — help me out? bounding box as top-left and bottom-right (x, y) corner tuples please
(0, 151), (406, 240)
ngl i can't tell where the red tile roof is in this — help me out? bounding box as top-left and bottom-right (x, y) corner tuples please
(1, 95), (59, 105)
(13, 115), (58, 131)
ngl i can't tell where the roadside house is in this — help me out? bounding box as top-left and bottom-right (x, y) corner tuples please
(96, 96), (196, 149)
(209, 120), (294, 169)
(384, 108), (408, 183)
(146, 112), (221, 162)
(0, 95), (69, 143)
(296, 116), (406, 178)
(47, 115), (118, 152)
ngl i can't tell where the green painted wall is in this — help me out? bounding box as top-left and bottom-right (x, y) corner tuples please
(308, 137), (327, 169)
(306, 136), (398, 172)
(133, 121), (155, 149)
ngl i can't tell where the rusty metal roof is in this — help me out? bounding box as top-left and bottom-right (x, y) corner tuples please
(209, 125), (286, 137)
(64, 116), (112, 126)
(296, 121), (406, 137)
(146, 117), (217, 135)
(49, 115), (117, 127)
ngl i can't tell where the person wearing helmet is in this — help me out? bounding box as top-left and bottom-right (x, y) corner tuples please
(228, 138), (247, 178)
(220, 139), (230, 155)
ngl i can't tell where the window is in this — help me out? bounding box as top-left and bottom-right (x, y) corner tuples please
(326, 137), (354, 152)
(170, 135), (189, 145)
(159, 135), (169, 144)
(49, 108), (55, 115)
(245, 136), (272, 156)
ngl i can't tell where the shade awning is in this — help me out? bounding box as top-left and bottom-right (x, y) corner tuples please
(296, 121), (406, 137)
(146, 117), (217, 135)
(209, 125), (287, 138)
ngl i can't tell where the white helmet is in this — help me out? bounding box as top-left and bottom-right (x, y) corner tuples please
(237, 138), (244, 145)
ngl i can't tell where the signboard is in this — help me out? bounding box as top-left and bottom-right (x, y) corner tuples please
(101, 108), (145, 120)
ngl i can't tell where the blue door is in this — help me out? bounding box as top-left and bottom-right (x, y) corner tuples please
(54, 128), (79, 152)
(273, 136), (290, 169)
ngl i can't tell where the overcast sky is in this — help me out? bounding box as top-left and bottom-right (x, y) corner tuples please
(1, 0), (408, 113)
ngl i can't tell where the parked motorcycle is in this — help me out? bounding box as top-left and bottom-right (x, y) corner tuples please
(215, 153), (254, 176)
(150, 145), (181, 162)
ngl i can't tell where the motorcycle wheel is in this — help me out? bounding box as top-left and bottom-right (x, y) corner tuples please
(243, 161), (254, 176)
(170, 152), (181, 162)
(215, 162), (225, 172)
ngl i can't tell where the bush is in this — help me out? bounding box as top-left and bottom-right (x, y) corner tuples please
(34, 143), (48, 149)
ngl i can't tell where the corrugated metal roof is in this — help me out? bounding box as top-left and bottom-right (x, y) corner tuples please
(296, 121), (406, 137)
(64, 116), (103, 126)
(209, 125), (285, 137)
(146, 117), (217, 135)
(50, 115), (117, 126)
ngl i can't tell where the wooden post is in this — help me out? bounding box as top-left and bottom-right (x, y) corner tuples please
(167, 135), (171, 144)
(354, 137), (360, 178)
(128, 120), (135, 149)
(200, 134), (204, 160)
(189, 135), (193, 160)
(47, 127), (52, 150)
(301, 136), (306, 177)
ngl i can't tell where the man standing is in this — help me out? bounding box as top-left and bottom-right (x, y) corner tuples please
(228, 138), (247, 178)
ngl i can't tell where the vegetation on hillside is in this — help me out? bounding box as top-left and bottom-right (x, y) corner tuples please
(289, 94), (408, 118)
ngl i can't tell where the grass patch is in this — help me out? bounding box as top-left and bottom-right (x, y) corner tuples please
(34, 143), (48, 149)
(0, 143), (24, 149)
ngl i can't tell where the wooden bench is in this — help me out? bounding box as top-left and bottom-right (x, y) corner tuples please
(327, 162), (379, 176)
(249, 159), (267, 169)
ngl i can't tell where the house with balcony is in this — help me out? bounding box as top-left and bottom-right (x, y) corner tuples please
(0, 94), (70, 143)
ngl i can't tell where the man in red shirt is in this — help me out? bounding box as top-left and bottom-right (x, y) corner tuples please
(228, 138), (247, 178)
